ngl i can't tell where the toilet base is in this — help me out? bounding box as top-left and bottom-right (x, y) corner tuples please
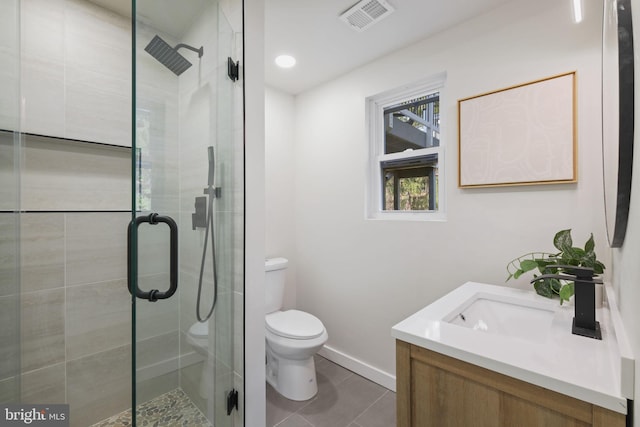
(266, 347), (318, 401)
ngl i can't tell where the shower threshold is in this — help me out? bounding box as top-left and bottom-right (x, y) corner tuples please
(90, 388), (212, 427)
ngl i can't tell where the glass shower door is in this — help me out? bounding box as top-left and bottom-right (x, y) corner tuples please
(0, 0), (21, 406)
(130, 1), (243, 426)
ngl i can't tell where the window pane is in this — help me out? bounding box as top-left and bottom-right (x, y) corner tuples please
(382, 163), (438, 211)
(384, 93), (439, 154)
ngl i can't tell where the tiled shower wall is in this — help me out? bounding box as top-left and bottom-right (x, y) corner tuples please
(18, 211), (132, 426)
(14, 0), (131, 146)
(0, 0), (244, 425)
(0, 133), (133, 427)
(0, 3), (140, 425)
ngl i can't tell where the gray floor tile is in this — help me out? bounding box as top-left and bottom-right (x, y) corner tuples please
(354, 390), (396, 427)
(267, 357), (395, 427)
(276, 413), (314, 427)
(315, 355), (353, 387)
(298, 372), (386, 427)
(267, 383), (312, 427)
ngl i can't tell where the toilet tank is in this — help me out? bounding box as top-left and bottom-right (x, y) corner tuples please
(265, 257), (288, 314)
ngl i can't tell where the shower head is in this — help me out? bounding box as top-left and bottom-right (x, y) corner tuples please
(144, 35), (203, 76)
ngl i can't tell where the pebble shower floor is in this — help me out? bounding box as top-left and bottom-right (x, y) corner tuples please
(90, 388), (211, 427)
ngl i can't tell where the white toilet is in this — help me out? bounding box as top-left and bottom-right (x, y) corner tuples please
(265, 257), (328, 401)
(186, 321), (211, 398)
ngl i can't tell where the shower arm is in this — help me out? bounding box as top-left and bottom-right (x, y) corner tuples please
(175, 43), (204, 58)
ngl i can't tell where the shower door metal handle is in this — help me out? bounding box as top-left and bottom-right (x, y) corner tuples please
(127, 213), (178, 302)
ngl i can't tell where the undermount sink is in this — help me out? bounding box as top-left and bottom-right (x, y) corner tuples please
(391, 282), (634, 415)
(444, 293), (555, 343)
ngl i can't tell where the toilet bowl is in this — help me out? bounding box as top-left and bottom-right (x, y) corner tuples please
(187, 321), (211, 398)
(264, 258), (328, 401)
(265, 309), (328, 401)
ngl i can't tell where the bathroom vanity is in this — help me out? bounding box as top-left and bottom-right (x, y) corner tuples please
(392, 282), (634, 427)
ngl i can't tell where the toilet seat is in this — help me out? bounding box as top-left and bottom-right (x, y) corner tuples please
(265, 310), (325, 340)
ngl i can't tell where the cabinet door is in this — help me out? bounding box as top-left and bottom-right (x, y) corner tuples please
(412, 359), (501, 427)
(502, 393), (589, 427)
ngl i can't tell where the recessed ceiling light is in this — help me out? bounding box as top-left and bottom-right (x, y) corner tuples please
(275, 55), (296, 68)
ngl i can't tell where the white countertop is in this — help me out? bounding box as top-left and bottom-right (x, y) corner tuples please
(391, 281), (634, 414)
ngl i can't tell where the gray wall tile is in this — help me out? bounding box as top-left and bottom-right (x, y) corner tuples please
(22, 137), (130, 211)
(21, 363), (66, 404)
(0, 376), (19, 404)
(0, 295), (20, 381)
(135, 331), (179, 369)
(0, 135), (19, 211)
(136, 370), (178, 405)
(66, 279), (131, 360)
(66, 212), (130, 286)
(0, 213), (19, 297)
(67, 344), (131, 427)
(64, 67), (130, 146)
(21, 288), (65, 373)
(20, 213), (65, 293)
(135, 275), (179, 341)
(21, 57), (65, 137)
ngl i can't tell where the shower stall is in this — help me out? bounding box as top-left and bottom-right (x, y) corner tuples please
(0, 0), (244, 426)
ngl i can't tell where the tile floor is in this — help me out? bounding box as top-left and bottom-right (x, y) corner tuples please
(267, 355), (396, 427)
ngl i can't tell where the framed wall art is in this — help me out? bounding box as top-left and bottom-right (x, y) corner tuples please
(458, 72), (576, 188)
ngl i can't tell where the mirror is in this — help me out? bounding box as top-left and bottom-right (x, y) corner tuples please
(602, 0), (635, 248)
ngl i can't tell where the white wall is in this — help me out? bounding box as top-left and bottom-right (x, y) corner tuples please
(284, 0), (606, 384)
(613, 0), (640, 422)
(265, 86), (297, 308)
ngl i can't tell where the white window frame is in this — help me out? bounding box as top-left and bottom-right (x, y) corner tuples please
(365, 72), (447, 221)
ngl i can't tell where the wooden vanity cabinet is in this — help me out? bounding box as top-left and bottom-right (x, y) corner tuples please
(396, 341), (626, 427)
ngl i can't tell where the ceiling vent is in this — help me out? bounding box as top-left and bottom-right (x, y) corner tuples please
(339, 0), (395, 32)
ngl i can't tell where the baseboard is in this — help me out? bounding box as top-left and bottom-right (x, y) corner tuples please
(317, 345), (396, 392)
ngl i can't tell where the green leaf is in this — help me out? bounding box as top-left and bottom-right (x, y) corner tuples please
(560, 246), (582, 261)
(535, 259), (555, 271)
(571, 247), (586, 258)
(559, 283), (575, 304)
(581, 252), (596, 268)
(506, 230), (606, 305)
(553, 229), (573, 252)
(584, 234), (595, 254)
(549, 278), (562, 294)
(519, 259), (538, 273)
(534, 280), (554, 298)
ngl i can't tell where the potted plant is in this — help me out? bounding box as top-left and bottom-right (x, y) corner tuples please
(506, 229), (605, 304)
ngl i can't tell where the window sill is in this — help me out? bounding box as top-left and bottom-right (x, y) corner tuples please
(366, 211), (447, 222)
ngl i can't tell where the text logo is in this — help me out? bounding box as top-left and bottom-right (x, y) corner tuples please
(1, 405), (69, 426)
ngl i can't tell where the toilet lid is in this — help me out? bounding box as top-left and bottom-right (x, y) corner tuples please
(189, 321), (208, 338)
(265, 310), (325, 339)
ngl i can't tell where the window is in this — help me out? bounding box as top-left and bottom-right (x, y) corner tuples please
(366, 74), (446, 220)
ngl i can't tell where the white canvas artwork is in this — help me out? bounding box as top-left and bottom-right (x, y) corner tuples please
(458, 73), (576, 188)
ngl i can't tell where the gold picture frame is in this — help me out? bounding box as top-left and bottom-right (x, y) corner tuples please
(458, 72), (577, 188)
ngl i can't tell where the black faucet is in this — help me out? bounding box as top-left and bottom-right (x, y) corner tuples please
(531, 265), (603, 340)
